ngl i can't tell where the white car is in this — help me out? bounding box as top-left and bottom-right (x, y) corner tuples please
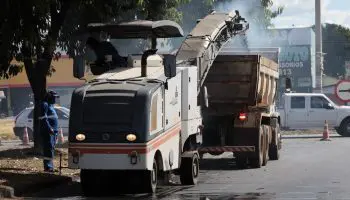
(13, 105), (70, 140)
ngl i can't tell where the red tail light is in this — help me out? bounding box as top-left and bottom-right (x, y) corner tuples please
(239, 113), (247, 121)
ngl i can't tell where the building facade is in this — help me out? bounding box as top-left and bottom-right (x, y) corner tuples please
(266, 27), (316, 95)
(0, 56), (85, 117)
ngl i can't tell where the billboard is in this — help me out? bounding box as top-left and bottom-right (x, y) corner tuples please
(279, 45), (311, 76)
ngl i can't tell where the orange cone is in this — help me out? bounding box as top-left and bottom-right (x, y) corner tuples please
(21, 126), (30, 145)
(321, 120), (331, 141)
(57, 127), (64, 144)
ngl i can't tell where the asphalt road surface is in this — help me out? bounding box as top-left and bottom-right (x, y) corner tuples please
(24, 134), (350, 200)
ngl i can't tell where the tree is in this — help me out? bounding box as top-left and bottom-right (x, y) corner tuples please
(322, 23), (350, 77)
(0, 0), (189, 152)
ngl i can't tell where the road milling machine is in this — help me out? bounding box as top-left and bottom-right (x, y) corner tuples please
(68, 10), (248, 195)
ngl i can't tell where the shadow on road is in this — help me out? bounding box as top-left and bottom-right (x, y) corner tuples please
(173, 192), (276, 200)
(0, 147), (35, 159)
(0, 147), (67, 159)
(26, 180), (191, 200)
(199, 158), (243, 171)
(282, 135), (342, 139)
(0, 171), (71, 197)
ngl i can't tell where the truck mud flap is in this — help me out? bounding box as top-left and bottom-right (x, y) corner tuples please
(198, 146), (255, 153)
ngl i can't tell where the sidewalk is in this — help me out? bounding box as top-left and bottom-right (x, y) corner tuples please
(0, 139), (77, 198)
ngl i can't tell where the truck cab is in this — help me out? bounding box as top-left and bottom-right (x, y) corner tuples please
(278, 93), (350, 136)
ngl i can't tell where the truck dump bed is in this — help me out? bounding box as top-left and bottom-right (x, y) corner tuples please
(203, 52), (279, 115)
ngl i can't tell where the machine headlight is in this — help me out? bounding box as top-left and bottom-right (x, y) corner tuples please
(76, 134), (86, 141)
(126, 134), (137, 142)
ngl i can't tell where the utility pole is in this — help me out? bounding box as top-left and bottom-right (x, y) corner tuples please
(315, 0), (323, 93)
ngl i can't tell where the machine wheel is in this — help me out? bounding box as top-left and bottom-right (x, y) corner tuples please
(235, 156), (248, 169)
(142, 158), (158, 193)
(180, 153), (199, 185)
(249, 126), (263, 168)
(80, 169), (100, 197)
(337, 118), (350, 137)
(269, 124), (280, 160)
(262, 126), (269, 166)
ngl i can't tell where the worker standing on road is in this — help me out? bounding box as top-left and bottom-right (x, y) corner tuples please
(39, 90), (59, 172)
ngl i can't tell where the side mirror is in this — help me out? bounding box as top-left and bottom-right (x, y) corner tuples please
(73, 55), (85, 79)
(325, 103), (334, 110)
(285, 77), (292, 92)
(201, 86), (209, 108)
(163, 54), (177, 78)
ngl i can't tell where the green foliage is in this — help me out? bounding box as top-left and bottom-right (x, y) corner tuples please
(322, 23), (350, 77)
(0, 0), (189, 81)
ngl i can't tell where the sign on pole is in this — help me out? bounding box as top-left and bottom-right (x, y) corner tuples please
(335, 80), (350, 102)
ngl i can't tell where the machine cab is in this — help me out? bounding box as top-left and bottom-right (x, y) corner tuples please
(73, 20), (184, 80)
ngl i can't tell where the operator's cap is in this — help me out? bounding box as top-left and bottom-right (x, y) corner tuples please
(47, 90), (59, 98)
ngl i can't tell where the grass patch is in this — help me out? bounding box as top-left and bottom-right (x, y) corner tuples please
(0, 119), (17, 140)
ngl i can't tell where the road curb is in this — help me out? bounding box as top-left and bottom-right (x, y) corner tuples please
(0, 185), (15, 198)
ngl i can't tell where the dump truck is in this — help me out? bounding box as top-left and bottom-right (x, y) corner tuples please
(198, 47), (281, 168)
(68, 10), (249, 196)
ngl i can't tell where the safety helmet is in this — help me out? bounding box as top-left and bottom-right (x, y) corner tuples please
(46, 90), (59, 98)
(45, 90), (59, 104)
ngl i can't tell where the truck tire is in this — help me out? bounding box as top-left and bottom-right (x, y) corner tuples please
(142, 158), (158, 193)
(249, 126), (263, 168)
(180, 153), (199, 185)
(269, 124), (280, 160)
(337, 118), (350, 137)
(262, 126), (269, 166)
(81, 169), (100, 197)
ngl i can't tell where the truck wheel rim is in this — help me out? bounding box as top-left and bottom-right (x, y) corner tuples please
(152, 162), (157, 184)
(193, 157), (199, 178)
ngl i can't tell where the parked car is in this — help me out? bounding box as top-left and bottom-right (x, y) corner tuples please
(13, 105), (70, 140)
(277, 93), (350, 136)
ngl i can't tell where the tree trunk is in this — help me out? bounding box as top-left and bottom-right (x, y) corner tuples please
(24, 59), (48, 155)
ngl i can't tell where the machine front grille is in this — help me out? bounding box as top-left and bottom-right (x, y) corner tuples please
(82, 92), (135, 127)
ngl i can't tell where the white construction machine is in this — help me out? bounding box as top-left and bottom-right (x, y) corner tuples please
(68, 10), (248, 196)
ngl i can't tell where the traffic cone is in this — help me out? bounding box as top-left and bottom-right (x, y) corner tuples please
(21, 126), (30, 145)
(321, 120), (331, 141)
(57, 127), (64, 144)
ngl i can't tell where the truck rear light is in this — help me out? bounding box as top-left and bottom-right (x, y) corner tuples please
(239, 113), (247, 121)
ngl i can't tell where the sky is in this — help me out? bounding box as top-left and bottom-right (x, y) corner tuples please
(271, 0), (350, 28)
